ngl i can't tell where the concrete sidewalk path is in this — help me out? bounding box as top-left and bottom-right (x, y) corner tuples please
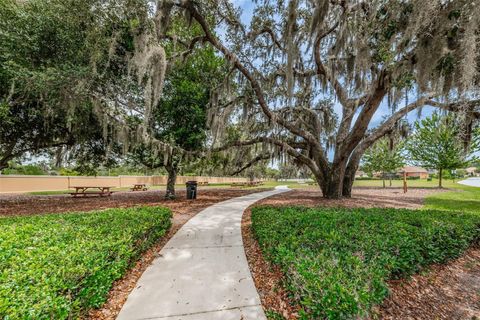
(117, 187), (290, 320)
(459, 178), (480, 187)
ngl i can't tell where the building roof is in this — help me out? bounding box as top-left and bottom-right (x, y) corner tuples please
(466, 167), (478, 173)
(398, 166), (428, 173)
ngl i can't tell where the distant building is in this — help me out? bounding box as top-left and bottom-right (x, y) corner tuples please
(355, 170), (368, 178)
(372, 171), (383, 178)
(466, 167), (479, 177)
(398, 166), (429, 179)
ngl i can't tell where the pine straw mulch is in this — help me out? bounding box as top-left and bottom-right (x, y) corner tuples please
(242, 188), (480, 320)
(0, 188), (271, 320)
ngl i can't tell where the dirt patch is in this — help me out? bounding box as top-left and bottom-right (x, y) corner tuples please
(242, 188), (479, 320)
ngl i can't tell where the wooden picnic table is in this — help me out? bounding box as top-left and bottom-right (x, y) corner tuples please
(230, 181), (264, 187)
(70, 186), (113, 197)
(131, 184), (149, 191)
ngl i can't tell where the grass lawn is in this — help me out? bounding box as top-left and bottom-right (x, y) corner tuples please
(353, 178), (460, 188)
(0, 206), (171, 319)
(425, 183), (480, 214)
(252, 206), (480, 319)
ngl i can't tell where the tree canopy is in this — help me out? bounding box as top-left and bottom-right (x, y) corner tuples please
(0, 0), (102, 170)
(362, 137), (405, 187)
(0, 0), (172, 173)
(407, 112), (476, 187)
(2, 0), (480, 200)
(151, 0), (480, 198)
(130, 46), (226, 198)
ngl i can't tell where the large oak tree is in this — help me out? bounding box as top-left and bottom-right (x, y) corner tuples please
(154, 0), (480, 198)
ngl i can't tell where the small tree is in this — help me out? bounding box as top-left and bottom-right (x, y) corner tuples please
(362, 138), (405, 188)
(407, 113), (471, 188)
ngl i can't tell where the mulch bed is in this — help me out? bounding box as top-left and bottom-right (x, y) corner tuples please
(0, 188), (268, 217)
(0, 188), (271, 320)
(376, 248), (480, 320)
(242, 188), (480, 320)
(242, 207), (300, 319)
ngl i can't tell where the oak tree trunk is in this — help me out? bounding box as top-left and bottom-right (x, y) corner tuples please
(165, 164), (178, 200)
(313, 159), (359, 199)
(319, 161), (348, 199)
(342, 174), (354, 198)
(0, 156), (12, 173)
(342, 159), (360, 198)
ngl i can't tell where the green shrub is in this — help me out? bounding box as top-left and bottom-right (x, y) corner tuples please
(0, 206), (172, 319)
(251, 207), (480, 319)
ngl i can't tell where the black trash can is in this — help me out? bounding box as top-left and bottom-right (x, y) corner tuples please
(186, 181), (198, 199)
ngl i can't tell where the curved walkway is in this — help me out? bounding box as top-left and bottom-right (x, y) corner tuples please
(117, 187), (290, 320)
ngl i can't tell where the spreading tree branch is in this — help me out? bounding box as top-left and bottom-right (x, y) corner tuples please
(176, 0), (330, 171)
(230, 152), (272, 175)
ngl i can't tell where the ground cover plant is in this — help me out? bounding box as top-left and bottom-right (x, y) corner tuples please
(0, 206), (172, 319)
(251, 206), (480, 319)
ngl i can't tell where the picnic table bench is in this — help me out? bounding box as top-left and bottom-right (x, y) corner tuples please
(131, 184), (149, 191)
(230, 181), (264, 187)
(70, 186), (113, 197)
(197, 181), (209, 186)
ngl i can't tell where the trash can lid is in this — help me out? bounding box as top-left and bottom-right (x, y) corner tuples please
(186, 181), (198, 184)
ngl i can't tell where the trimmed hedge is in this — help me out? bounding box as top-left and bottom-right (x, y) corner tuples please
(251, 207), (480, 319)
(0, 206), (172, 319)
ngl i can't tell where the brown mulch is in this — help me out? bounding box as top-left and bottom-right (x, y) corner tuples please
(0, 188), (270, 320)
(242, 206), (300, 319)
(254, 187), (439, 210)
(0, 188), (268, 217)
(376, 247), (480, 320)
(242, 188), (480, 320)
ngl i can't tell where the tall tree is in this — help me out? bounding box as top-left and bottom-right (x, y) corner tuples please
(152, 0), (480, 198)
(0, 0), (150, 171)
(407, 113), (473, 188)
(0, 0), (97, 171)
(130, 47), (226, 199)
(362, 138), (405, 187)
(0, 0), (171, 173)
